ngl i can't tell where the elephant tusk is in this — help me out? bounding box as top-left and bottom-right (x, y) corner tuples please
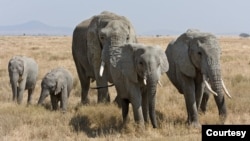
(99, 61), (105, 77)
(221, 79), (232, 99)
(204, 80), (218, 96)
(143, 78), (147, 85)
(158, 81), (162, 87)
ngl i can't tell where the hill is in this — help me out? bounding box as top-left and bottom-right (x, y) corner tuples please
(0, 21), (73, 36)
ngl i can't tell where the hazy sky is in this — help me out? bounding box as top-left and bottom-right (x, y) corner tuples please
(0, 0), (249, 35)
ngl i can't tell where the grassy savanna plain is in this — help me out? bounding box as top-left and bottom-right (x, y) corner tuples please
(0, 35), (249, 141)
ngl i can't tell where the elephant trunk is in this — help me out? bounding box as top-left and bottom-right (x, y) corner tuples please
(209, 68), (227, 121)
(38, 89), (49, 105)
(147, 77), (158, 128)
(10, 73), (19, 101)
(100, 35), (125, 77)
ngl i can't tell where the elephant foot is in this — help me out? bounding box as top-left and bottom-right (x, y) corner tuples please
(97, 95), (111, 104)
(81, 98), (90, 105)
(26, 103), (32, 107)
(121, 120), (145, 134)
(199, 105), (207, 114)
(187, 121), (201, 129)
(135, 123), (145, 133)
(113, 96), (122, 108)
(17, 98), (22, 104)
(219, 114), (227, 124)
(198, 109), (206, 115)
(61, 109), (67, 114)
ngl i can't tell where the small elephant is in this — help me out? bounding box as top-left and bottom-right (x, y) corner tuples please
(38, 67), (73, 112)
(72, 11), (137, 104)
(165, 29), (231, 127)
(105, 43), (169, 128)
(8, 55), (38, 104)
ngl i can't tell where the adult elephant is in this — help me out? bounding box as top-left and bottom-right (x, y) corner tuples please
(72, 11), (137, 104)
(165, 29), (231, 127)
(103, 43), (169, 128)
(8, 55), (38, 104)
(38, 67), (73, 112)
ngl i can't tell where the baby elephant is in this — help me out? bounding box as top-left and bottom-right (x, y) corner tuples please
(38, 67), (73, 112)
(8, 55), (38, 104)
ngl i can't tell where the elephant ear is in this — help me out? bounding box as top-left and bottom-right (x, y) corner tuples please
(155, 46), (169, 74)
(176, 39), (196, 78)
(110, 44), (138, 83)
(16, 58), (24, 77)
(128, 24), (137, 43)
(121, 16), (138, 43)
(86, 17), (102, 64)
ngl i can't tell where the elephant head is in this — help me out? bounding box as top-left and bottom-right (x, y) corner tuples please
(8, 57), (24, 101)
(86, 12), (137, 78)
(38, 71), (65, 105)
(110, 43), (169, 128)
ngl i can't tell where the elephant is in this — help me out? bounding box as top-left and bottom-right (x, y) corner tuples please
(8, 55), (38, 104)
(38, 67), (73, 112)
(72, 11), (137, 104)
(103, 43), (169, 128)
(165, 29), (232, 127)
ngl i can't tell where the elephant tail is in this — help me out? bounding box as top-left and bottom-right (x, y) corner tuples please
(90, 84), (115, 89)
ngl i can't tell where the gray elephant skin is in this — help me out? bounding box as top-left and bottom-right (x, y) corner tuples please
(72, 11), (137, 104)
(105, 43), (169, 128)
(8, 55), (38, 104)
(38, 67), (73, 112)
(165, 29), (231, 127)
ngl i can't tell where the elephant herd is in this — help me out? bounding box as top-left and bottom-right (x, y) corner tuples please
(7, 11), (232, 129)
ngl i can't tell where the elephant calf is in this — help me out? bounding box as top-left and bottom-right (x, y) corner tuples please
(38, 67), (73, 112)
(8, 55), (38, 104)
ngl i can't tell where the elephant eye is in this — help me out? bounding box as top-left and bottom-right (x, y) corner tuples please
(100, 36), (105, 40)
(126, 35), (130, 40)
(198, 52), (202, 56)
(139, 61), (143, 66)
(50, 86), (55, 90)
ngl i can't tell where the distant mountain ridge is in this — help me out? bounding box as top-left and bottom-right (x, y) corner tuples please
(0, 21), (73, 36)
(0, 20), (245, 36)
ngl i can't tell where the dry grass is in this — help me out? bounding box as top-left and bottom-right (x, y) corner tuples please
(0, 35), (250, 141)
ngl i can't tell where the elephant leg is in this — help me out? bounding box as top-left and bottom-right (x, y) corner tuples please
(200, 91), (210, 113)
(121, 99), (130, 125)
(94, 63), (110, 103)
(27, 88), (34, 105)
(130, 93), (144, 128)
(184, 92), (200, 127)
(76, 64), (90, 105)
(96, 76), (110, 103)
(113, 95), (122, 108)
(182, 75), (200, 127)
(131, 102), (144, 128)
(50, 95), (58, 110)
(17, 81), (26, 104)
(61, 92), (68, 112)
